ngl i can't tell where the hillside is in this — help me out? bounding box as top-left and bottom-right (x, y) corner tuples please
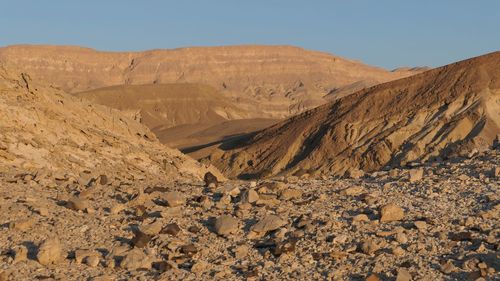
(77, 83), (250, 129)
(0, 45), (421, 118)
(0, 65), (222, 182)
(206, 52), (500, 178)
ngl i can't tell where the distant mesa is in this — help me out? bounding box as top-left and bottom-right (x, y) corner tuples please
(0, 44), (423, 119)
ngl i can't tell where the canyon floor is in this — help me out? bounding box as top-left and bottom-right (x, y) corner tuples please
(0, 149), (498, 281)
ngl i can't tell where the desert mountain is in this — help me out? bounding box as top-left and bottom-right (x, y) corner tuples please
(76, 83), (279, 151)
(0, 45), (421, 118)
(77, 83), (251, 129)
(206, 52), (500, 179)
(0, 65), (222, 182)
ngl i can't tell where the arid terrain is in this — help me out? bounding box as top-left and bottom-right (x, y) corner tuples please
(0, 45), (498, 281)
(0, 45), (425, 150)
(206, 52), (500, 179)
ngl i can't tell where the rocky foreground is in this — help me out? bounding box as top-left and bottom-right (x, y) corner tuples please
(0, 149), (498, 280)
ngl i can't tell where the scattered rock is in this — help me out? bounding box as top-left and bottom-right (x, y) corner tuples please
(396, 268), (412, 281)
(191, 260), (210, 274)
(345, 169), (365, 179)
(353, 214), (370, 222)
(366, 274), (381, 281)
(164, 191), (185, 207)
(120, 248), (151, 270)
(85, 255), (100, 267)
(130, 230), (152, 248)
(214, 215), (239, 236)
(380, 203), (405, 222)
(12, 245), (28, 264)
(37, 237), (63, 265)
(242, 189), (259, 203)
(250, 215), (286, 234)
(395, 232), (408, 244)
(233, 244), (249, 259)
(409, 168), (423, 182)
(204, 172), (218, 187)
(9, 218), (35, 231)
(360, 239), (380, 255)
(66, 196), (90, 212)
(280, 188), (303, 200)
(161, 223), (181, 236)
(413, 220), (427, 231)
(180, 244), (198, 256)
(340, 185), (364, 196)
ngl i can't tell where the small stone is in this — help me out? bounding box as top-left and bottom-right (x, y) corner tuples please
(242, 189), (259, 203)
(191, 260), (209, 274)
(490, 166), (499, 178)
(366, 274), (381, 281)
(110, 203), (126, 214)
(361, 239), (380, 255)
(131, 230), (152, 248)
(413, 221), (427, 231)
(153, 261), (173, 272)
(353, 214), (370, 222)
(251, 215), (286, 234)
(37, 237), (63, 265)
(161, 223), (181, 236)
(85, 255), (100, 267)
(0, 271), (8, 281)
(449, 232), (473, 241)
(161, 206), (182, 217)
(409, 168), (423, 182)
(35, 207), (49, 216)
(9, 218), (35, 231)
(99, 174), (108, 185)
(164, 192), (185, 207)
(120, 248), (151, 270)
(396, 232), (408, 244)
(75, 249), (94, 264)
(280, 188), (303, 200)
(228, 186), (241, 197)
(380, 203), (404, 222)
(214, 215), (239, 236)
(204, 172), (218, 187)
(396, 268), (412, 281)
(140, 221), (163, 235)
(180, 244), (198, 256)
(392, 246), (405, 257)
(264, 181), (287, 191)
(12, 245), (28, 264)
(188, 226), (200, 233)
(345, 169), (365, 179)
(66, 196), (89, 212)
(440, 260), (458, 274)
(340, 186), (365, 196)
(233, 244), (249, 259)
(272, 239), (297, 257)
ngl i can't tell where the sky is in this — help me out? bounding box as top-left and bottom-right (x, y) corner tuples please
(0, 0), (499, 69)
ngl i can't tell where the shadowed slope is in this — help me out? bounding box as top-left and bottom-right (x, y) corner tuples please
(207, 52), (500, 179)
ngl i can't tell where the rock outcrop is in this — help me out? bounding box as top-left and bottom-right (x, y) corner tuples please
(0, 65), (221, 181)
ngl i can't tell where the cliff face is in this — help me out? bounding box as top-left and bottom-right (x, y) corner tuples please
(0, 45), (417, 118)
(0, 65), (222, 181)
(207, 52), (500, 179)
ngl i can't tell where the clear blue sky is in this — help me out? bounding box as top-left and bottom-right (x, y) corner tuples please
(1, 0), (498, 69)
